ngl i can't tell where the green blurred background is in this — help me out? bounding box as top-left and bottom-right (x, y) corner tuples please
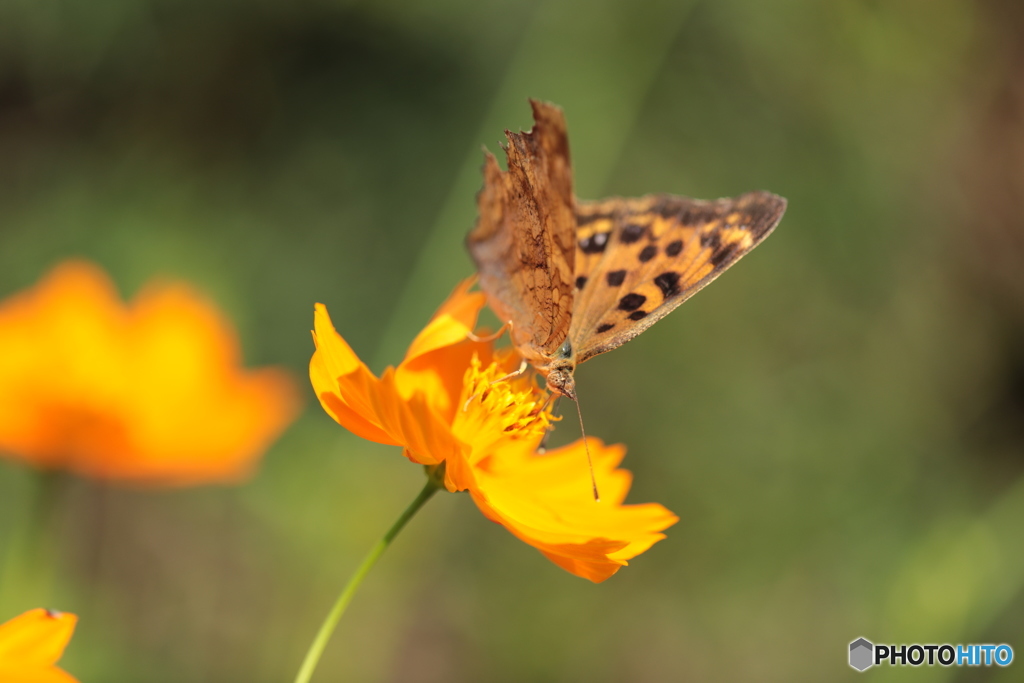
(1, 0), (1023, 680)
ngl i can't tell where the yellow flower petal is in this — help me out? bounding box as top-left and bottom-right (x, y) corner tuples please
(0, 261), (299, 485)
(395, 279), (492, 421)
(470, 439), (678, 582)
(402, 277), (486, 364)
(0, 609), (78, 682)
(310, 304), (400, 445)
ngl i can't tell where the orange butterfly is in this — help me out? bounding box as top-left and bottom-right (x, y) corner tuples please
(467, 100), (786, 402)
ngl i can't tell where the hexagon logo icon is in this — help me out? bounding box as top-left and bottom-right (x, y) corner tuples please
(849, 638), (874, 671)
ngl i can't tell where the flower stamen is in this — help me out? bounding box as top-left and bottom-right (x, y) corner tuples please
(453, 356), (555, 462)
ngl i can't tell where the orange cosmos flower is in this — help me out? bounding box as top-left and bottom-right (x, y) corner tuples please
(310, 279), (677, 582)
(0, 608), (79, 683)
(0, 260), (299, 485)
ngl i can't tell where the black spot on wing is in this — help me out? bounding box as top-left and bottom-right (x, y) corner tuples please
(620, 224), (645, 244)
(575, 276), (588, 290)
(618, 293), (646, 311)
(638, 245), (657, 262)
(596, 323), (615, 333)
(628, 310), (647, 320)
(579, 231), (609, 254)
(606, 270), (626, 286)
(665, 240), (683, 257)
(654, 272), (681, 298)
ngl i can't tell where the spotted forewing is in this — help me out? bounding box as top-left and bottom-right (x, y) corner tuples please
(570, 191), (786, 363)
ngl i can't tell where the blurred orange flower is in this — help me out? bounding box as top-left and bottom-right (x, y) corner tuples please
(0, 260), (300, 485)
(310, 280), (677, 582)
(0, 608), (78, 683)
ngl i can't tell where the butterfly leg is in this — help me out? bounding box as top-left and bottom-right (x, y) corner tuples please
(490, 357), (529, 384)
(465, 320), (511, 343)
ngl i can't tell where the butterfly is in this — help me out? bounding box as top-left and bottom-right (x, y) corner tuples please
(467, 99), (786, 403)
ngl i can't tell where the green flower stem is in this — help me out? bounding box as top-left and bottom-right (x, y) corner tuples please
(293, 473), (442, 683)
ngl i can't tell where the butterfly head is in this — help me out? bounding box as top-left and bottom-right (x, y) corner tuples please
(545, 364), (576, 401)
(543, 338), (577, 400)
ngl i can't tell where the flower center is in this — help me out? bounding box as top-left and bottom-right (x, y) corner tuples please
(452, 355), (555, 465)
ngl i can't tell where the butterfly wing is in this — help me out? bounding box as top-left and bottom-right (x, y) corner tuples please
(569, 191), (786, 363)
(467, 100), (576, 367)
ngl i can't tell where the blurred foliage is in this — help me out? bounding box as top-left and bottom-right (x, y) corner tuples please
(1, 0), (1023, 681)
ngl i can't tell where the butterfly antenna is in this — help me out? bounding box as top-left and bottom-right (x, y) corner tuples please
(573, 395), (600, 502)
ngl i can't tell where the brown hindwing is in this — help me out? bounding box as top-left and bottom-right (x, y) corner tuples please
(466, 100), (576, 367)
(570, 191), (786, 363)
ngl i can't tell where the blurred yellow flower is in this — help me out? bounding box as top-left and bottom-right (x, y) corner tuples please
(310, 279), (677, 582)
(0, 260), (300, 485)
(0, 608), (78, 683)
